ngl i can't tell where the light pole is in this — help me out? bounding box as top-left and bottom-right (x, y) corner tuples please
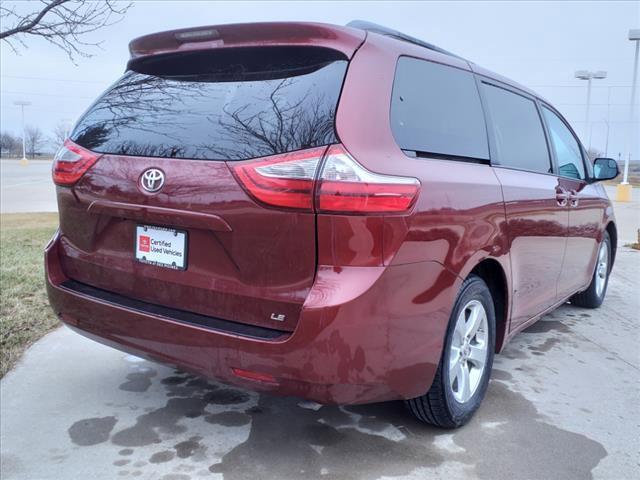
(575, 70), (607, 148)
(617, 28), (640, 202)
(604, 118), (610, 157)
(62, 118), (73, 139)
(13, 100), (31, 166)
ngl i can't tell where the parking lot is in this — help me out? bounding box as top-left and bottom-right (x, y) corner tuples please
(1, 161), (639, 480)
(0, 160), (57, 214)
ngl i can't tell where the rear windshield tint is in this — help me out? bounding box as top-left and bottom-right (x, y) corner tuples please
(71, 47), (348, 161)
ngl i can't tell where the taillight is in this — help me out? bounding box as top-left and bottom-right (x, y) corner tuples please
(230, 147), (326, 211)
(230, 144), (420, 214)
(317, 145), (420, 214)
(52, 139), (100, 186)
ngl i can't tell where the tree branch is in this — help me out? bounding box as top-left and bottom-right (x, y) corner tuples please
(0, 0), (66, 39)
(0, 0), (131, 61)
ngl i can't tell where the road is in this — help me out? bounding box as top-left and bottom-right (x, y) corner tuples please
(1, 160), (57, 214)
(1, 247), (639, 479)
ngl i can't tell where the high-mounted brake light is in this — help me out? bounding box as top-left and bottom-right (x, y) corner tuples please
(174, 28), (220, 42)
(317, 145), (420, 214)
(52, 139), (100, 186)
(230, 147), (326, 211)
(230, 144), (420, 214)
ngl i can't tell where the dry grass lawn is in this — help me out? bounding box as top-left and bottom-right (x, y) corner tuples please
(1, 213), (60, 377)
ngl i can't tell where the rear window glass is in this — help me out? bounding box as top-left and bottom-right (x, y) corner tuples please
(71, 47), (348, 161)
(390, 56), (489, 160)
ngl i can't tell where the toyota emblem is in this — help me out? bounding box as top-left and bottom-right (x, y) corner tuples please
(140, 168), (165, 193)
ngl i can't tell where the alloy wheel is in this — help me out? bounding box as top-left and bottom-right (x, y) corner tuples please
(449, 300), (489, 403)
(595, 241), (609, 297)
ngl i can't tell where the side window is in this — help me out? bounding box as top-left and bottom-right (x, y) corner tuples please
(390, 57), (489, 160)
(541, 106), (586, 180)
(481, 83), (551, 174)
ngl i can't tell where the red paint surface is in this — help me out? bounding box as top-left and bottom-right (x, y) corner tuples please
(46, 22), (615, 404)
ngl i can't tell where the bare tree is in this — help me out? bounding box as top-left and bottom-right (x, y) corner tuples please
(201, 79), (337, 160)
(0, 131), (20, 157)
(25, 125), (45, 158)
(51, 121), (70, 147)
(0, 0), (131, 62)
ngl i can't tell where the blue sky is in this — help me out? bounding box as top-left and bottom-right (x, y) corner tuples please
(1, 0), (638, 158)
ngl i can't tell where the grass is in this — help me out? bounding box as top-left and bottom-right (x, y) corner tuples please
(0, 213), (60, 377)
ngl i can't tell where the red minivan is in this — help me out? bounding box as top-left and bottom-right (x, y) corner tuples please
(46, 21), (620, 427)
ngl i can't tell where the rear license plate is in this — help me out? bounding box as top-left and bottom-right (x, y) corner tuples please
(135, 225), (187, 270)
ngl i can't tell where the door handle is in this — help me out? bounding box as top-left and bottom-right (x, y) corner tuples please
(555, 187), (569, 207)
(569, 190), (579, 207)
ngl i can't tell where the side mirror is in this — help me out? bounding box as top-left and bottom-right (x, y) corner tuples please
(592, 158), (619, 182)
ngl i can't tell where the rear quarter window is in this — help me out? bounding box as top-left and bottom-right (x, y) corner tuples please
(390, 56), (489, 160)
(71, 47), (348, 161)
(481, 83), (551, 174)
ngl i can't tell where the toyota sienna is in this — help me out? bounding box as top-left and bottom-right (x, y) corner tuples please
(45, 21), (620, 427)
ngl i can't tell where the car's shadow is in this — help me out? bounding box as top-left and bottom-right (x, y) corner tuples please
(104, 359), (604, 479)
(66, 310), (606, 479)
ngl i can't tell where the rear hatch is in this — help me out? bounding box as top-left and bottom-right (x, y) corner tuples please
(56, 44), (350, 332)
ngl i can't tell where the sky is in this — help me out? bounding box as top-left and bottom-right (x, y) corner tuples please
(1, 0), (639, 158)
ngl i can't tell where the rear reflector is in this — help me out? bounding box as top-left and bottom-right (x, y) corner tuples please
(230, 144), (420, 214)
(232, 368), (278, 384)
(52, 139), (100, 186)
(230, 147), (326, 211)
(317, 145), (420, 213)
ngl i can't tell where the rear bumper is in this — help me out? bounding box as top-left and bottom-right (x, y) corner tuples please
(45, 233), (457, 404)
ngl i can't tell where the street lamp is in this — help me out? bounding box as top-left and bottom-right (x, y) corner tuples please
(13, 100), (31, 165)
(61, 118), (73, 139)
(617, 28), (640, 202)
(575, 70), (607, 148)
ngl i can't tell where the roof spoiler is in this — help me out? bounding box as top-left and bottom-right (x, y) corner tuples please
(346, 20), (468, 62)
(127, 22), (366, 67)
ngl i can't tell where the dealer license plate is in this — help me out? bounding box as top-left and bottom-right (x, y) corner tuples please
(135, 225), (187, 270)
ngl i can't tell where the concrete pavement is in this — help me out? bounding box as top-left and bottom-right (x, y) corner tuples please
(604, 185), (640, 245)
(1, 160), (57, 214)
(1, 247), (638, 480)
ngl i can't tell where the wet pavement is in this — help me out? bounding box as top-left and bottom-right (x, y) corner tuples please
(1, 248), (638, 480)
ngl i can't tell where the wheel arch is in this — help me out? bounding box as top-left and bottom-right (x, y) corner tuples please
(605, 221), (617, 269)
(469, 258), (510, 353)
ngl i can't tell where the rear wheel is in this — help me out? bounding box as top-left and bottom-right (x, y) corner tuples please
(571, 231), (611, 308)
(406, 275), (495, 428)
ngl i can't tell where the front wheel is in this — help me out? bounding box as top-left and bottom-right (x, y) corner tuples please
(406, 274), (495, 428)
(570, 231), (611, 309)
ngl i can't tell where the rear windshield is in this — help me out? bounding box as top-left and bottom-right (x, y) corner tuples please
(71, 47), (348, 161)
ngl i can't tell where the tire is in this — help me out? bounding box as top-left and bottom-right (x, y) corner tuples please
(406, 274), (496, 428)
(570, 231), (612, 309)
